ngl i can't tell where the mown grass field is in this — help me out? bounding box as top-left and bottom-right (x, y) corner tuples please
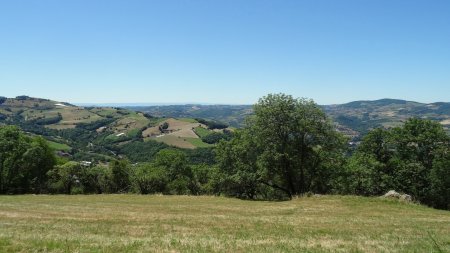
(193, 126), (211, 138)
(0, 195), (448, 253)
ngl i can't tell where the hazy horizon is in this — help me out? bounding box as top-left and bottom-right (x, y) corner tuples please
(3, 94), (450, 106)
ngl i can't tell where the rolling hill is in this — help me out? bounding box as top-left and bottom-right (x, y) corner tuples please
(324, 99), (450, 138)
(0, 96), (221, 163)
(1, 96), (449, 163)
(127, 99), (450, 139)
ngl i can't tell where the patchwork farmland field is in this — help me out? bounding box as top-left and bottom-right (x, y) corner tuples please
(0, 195), (448, 252)
(144, 118), (212, 148)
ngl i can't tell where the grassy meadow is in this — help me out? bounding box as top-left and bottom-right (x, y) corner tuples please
(0, 195), (448, 253)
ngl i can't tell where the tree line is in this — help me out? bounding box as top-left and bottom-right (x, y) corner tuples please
(0, 93), (448, 210)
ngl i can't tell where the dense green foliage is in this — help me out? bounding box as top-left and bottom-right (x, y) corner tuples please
(201, 130), (232, 144)
(159, 122), (169, 131)
(31, 113), (63, 125)
(216, 94), (347, 199)
(46, 149), (217, 196)
(195, 118), (229, 129)
(340, 118), (450, 209)
(118, 140), (169, 162)
(0, 126), (55, 193)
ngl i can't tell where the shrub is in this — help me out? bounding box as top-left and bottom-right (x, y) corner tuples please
(132, 163), (168, 194)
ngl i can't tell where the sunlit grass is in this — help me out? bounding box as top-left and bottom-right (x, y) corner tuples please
(186, 137), (213, 148)
(193, 126), (211, 138)
(0, 195), (448, 252)
(46, 140), (71, 151)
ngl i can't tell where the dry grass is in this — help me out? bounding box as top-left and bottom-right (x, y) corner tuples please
(142, 125), (162, 137)
(55, 107), (102, 125)
(111, 113), (150, 134)
(46, 124), (77, 130)
(0, 195), (448, 252)
(144, 119), (209, 148)
(18, 105), (103, 129)
(3, 98), (55, 108)
(153, 135), (197, 149)
(440, 119), (450, 125)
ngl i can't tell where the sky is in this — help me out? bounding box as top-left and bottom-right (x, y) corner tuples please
(0, 0), (449, 105)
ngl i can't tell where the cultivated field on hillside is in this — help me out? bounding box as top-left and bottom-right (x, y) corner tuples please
(0, 195), (448, 252)
(143, 118), (212, 148)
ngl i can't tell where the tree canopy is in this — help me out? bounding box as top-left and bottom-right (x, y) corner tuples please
(343, 118), (450, 209)
(0, 126), (55, 194)
(216, 93), (347, 199)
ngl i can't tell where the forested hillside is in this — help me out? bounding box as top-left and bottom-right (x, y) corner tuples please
(127, 99), (450, 139)
(0, 96), (229, 163)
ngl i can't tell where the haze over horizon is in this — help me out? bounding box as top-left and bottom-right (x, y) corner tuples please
(4, 96), (446, 107)
(73, 98), (449, 107)
(1, 0), (449, 104)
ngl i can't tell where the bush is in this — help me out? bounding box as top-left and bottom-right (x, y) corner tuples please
(342, 154), (391, 196)
(158, 122), (169, 132)
(79, 165), (113, 194)
(111, 159), (131, 192)
(192, 164), (221, 195)
(194, 118), (229, 130)
(132, 163), (168, 194)
(33, 114), (63, 125)
(47, 161), (82, 194)
(201, 132), (232, 144)
(429, 151), (450, 209)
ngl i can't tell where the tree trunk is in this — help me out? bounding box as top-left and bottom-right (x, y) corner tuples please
(261, 180), (292, 199)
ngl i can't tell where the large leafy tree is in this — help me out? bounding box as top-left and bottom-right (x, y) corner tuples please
(111, 159), (131, 193)
(23, 136), (56, 193)
(216, 93), (347, 199)
(0, 126), (55, 193)
(47, 161), (82, 194)
(215, 130), (261, 199)
(131, 163), (167, 194)
(154, 149), (196, 194)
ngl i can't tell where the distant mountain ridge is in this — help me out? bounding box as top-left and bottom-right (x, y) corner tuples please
(126, 98), (450, 139)
(323, 99), (450, 138)
(1, 96), (449, 143)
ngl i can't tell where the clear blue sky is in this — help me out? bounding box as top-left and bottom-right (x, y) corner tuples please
(0, 0), (449, 104)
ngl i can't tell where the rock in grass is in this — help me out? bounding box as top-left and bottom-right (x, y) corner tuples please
(400, 194), (412, 202)
(383, 190), (413, 202)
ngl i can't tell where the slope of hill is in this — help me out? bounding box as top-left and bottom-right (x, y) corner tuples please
(0, 96), (217, 162)
(127, 99), (450, 139)
(126, 104), (253, 128)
